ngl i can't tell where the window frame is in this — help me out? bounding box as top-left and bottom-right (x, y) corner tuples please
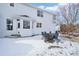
(23, 20), (30, 29)
(18, 23), (20, 28)
(36, 23), (42, 28)
(37, 10), (43, 17)
(6, 18), (13, 30)
(10, 3), (14, 7)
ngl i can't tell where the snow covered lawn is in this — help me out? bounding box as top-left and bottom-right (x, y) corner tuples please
(0, 35), (79, 56)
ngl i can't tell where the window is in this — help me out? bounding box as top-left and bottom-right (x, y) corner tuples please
(18, 23), (20, 28)
(17, 19), (20, 21)
(7, 19), (13, 30)
(17, 19), (20, 28)
(36, 23), (42, 28)
(53, 15), (56, 20)
(23, 20), (30, 29)
(37, 10), (43, 17)
(10, 3), (14, 7)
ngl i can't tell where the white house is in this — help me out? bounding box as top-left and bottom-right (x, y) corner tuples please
(0, 3), (59, 37)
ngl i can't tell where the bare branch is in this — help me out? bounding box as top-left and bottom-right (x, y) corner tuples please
(59, 3), (79, 24)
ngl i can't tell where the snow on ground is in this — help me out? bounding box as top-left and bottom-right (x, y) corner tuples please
(0, 35), (79, 56)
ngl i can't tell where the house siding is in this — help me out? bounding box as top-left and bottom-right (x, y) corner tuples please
(0, 3), (55, 37)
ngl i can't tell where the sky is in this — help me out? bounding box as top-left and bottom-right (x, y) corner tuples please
(32, 3), (59, 7)
(32, 3), (65, 12)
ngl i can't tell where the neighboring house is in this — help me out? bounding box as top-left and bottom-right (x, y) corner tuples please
(0, 3), (59, 37)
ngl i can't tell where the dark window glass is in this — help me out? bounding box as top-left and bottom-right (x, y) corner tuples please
(37, 10), (40, 16)
(18, 23), (20, 28)
(36, 23), (42, 28)
(7, 19), (12, 24)
(7, 19), (13, 30)
(17, 19), (20, 21)
(37, 10), (43, 17)
(23, 20), (30, 29)
(53, 15), (56, 20)
(10, 3), (14, 7)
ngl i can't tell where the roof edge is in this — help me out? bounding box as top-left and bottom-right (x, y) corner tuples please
(19, 3), (57, 16)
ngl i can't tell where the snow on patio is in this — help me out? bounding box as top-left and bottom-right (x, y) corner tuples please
(0, 35), (79, 56)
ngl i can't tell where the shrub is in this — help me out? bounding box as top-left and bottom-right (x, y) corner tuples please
(60, 24), (77, 34)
